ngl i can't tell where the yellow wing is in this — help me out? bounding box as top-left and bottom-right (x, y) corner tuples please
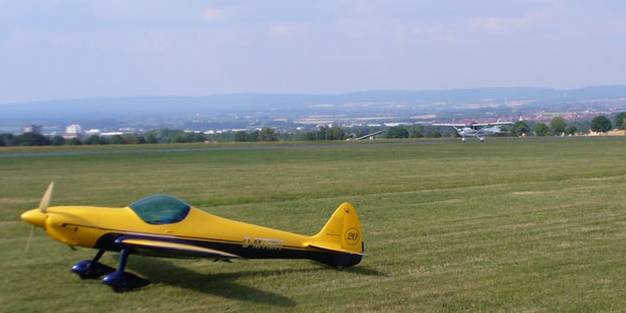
(117, 237), (241, 259)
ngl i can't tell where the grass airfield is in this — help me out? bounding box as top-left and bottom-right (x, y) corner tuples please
(1, 137), (626, 313)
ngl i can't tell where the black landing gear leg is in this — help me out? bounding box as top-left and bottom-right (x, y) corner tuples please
(71, 248), (115, 279)
(101, 248), (150, 292)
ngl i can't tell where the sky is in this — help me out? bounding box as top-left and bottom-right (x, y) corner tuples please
(1, 0), (626, 104)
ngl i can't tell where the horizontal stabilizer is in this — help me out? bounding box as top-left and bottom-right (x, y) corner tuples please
(307, 242), (366, 256)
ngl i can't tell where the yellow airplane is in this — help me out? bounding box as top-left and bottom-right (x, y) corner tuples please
(20, 183), (365, 292)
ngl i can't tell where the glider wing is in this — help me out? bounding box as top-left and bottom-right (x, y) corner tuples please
(432, 123), (466, 127)
(473, 122), (513, 127)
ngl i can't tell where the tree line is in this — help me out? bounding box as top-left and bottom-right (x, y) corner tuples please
(510, 113), (623, 137)
(0, 129), (191, 147)
(2, 113), (624, 147)
(0, 128), (284, 147)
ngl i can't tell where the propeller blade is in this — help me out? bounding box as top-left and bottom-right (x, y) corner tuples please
(38, 182), (54, 213)
(24, 226), (35, 254)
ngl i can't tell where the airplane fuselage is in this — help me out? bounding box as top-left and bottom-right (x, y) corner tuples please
(21, 204), (363, 268)
(455, 125), (503, 142)
(20, 185), (365, 291)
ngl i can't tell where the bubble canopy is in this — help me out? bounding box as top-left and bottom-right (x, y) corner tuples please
(129, 195), (191, 225)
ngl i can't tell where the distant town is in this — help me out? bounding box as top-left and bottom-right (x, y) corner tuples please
(2, 86), (626, 146)
(2, 108), (624, 147)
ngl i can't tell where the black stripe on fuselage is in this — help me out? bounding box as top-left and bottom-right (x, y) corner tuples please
(94, 232), (362, 268)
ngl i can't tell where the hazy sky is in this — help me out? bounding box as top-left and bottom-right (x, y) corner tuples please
(1, 0), (626, 103)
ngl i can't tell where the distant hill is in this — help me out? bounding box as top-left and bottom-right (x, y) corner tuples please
(2, 86), (626, 127)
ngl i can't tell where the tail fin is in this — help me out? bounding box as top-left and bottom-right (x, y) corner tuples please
(310, 202), (364, 255)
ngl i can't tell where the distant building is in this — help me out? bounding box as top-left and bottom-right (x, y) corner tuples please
(588, 129), (626, 136)
(85, 129), (101, 136)
(22, 124), (42, 135)
(64, 124), (83, 139)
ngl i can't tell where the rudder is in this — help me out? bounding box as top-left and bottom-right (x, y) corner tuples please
(312, 202), (364, 256)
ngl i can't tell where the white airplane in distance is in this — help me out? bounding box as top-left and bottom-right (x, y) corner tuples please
(432, 121), (513, 142)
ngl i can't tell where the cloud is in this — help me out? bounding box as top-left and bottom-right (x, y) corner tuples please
(269, 23), (302, 38)
(468, 12), (544, 32)
(202, 7), (223, 22)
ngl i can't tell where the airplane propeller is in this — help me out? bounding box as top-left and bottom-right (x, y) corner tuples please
(24, 224), (35, 254)
(39, 182), (54, 213)
(24, 182), (54, 254)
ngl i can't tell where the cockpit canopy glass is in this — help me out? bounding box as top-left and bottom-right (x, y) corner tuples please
(129, 195), (191, 225)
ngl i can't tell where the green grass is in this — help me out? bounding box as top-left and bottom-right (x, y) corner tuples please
(1, 137), (626, 312)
